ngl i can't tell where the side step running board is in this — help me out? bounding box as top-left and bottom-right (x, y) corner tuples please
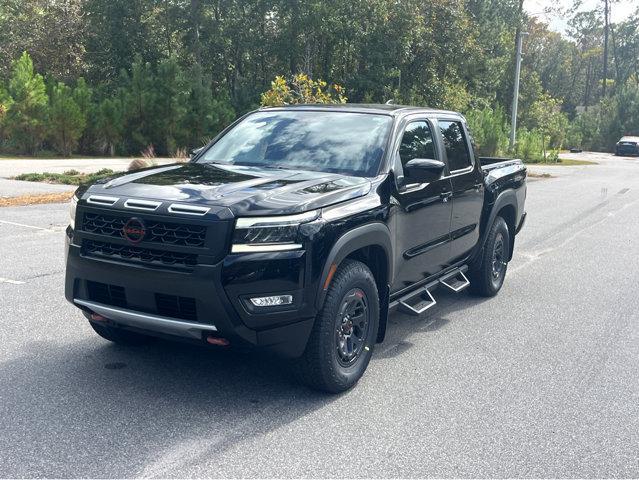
(398, 287), (436, 316)
(391, 266), (470, 316)
(439, 269), (470, 292)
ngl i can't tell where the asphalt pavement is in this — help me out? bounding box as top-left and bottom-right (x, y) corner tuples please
(0, 153), (638, 477)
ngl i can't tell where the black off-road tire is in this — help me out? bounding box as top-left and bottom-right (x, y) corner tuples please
(469, 216), (510, 297)
(296, 259), (379, 393)
(86, 315), (154, 346)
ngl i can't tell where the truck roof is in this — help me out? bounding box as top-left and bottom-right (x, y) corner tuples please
(260, 103), (462, 117)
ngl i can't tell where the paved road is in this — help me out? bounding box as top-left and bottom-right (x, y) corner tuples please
(0, 154), (638, 477)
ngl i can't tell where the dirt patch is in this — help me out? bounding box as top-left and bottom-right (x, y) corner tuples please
(0, 191), (74, 207)
(528, 172), (553, 179)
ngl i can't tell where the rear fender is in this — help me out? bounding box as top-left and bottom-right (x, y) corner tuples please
(476, 190), (519, 263)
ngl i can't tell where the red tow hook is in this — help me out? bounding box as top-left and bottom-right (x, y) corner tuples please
(206, 336), (230, 347)
(90, 312), (107, 322)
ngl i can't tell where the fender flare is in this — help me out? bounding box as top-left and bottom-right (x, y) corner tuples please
(315, 222), (393, 310)
(478, 189), (519, 261)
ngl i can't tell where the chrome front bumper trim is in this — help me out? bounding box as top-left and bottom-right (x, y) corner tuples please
(74, 299), (216, 339)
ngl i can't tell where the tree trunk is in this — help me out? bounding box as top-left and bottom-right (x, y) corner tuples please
(509, 0), (525, 115)
(190, 0), (201, 64)
(610, 23), (621, 89)
(602, 0), (609, 99)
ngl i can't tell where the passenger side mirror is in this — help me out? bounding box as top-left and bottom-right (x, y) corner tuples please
(404, 158), (445, 183)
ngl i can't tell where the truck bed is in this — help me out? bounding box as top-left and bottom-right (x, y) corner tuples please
(479, 156), (524, 171)
(479, 156), (527, 206)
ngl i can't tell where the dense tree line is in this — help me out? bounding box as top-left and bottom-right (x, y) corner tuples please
(0, 0), (637, 159)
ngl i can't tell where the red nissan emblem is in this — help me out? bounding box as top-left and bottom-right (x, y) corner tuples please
(122, 217), (146, 244)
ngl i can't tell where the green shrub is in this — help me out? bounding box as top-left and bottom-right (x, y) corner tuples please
(14, 169), (115, 185)
(515, 128), (544, 163)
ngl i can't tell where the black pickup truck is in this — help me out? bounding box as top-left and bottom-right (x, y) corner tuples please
(65, 104), (526, 392)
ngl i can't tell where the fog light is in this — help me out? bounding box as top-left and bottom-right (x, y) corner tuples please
(249, 295), (293, 307)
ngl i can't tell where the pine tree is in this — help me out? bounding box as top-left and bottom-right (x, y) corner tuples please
(73, 78), (95, 154)
(179, 63), (234, 149)
(96, 97), (124, 157)
(48, 82), (86, 156)
(121, 56), (156, 154)
(5, 52), (48, 154)
(153, 57), (183, 155)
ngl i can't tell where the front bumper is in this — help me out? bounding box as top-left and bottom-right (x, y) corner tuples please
(65, 231), (317, 358)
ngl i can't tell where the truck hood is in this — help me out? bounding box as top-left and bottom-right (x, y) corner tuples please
(86, 162), (372, 216)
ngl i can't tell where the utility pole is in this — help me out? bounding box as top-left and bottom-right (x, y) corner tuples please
(602, 0), (609, 99)
(510, 31), (527, 150)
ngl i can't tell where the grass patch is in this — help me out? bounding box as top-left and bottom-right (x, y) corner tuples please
(13, 169), (115, 185)
(0, 191), (74, 207)
(526, 158), (597, 166)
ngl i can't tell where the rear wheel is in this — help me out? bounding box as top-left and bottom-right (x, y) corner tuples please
(296, 260), (379, 393)
(469, 216), (510, 297)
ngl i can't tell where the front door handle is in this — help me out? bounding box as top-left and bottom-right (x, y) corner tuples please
(474, 183), (483, 191)
(440, 191), (452, 203)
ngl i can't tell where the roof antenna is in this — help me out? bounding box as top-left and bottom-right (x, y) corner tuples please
(385, 99), (394, 105)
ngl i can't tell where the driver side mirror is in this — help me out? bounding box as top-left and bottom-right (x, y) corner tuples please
(404, 158), (445, 183)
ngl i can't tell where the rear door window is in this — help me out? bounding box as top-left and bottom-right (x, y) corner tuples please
(438, 120), (472, 172)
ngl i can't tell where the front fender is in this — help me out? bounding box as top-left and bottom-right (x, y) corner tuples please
(315, 222), (393, 310)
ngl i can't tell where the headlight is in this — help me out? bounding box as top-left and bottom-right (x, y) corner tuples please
(231, 210), (319, 253)
(69, 194), (78, 230)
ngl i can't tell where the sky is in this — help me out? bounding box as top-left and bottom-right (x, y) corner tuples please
(524, 0), (638, 34)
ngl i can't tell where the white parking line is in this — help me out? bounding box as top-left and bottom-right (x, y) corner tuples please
(0, 277), (25, 285)
(0, 219), (55, 232)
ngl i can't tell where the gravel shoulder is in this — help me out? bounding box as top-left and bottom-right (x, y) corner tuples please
(0, 158), (176, 178)
(0, 178), (76, 198)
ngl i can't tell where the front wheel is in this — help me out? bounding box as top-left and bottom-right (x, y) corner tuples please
(295, 259), (379, 393)
(469, 216), (510, 297)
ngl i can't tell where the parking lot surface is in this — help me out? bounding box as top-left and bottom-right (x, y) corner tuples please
(0, 153), (638, 477)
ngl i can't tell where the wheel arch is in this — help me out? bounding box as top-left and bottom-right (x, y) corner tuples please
(479, 190), (519, 262)
(316, 222), (393, 343)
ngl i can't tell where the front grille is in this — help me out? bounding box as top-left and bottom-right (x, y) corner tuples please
(85, 281), (198, 322)
(82, 212), (206, 248)
(82, 239), (197, 268)
(87, 281), (127, 307)
(155, 294), (197, 321)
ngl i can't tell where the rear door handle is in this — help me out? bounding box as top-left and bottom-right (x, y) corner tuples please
(440, 192), (452, 202)
(474, 183), (483, 191)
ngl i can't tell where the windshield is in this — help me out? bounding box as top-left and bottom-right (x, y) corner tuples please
(198, 110), (393, 177)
